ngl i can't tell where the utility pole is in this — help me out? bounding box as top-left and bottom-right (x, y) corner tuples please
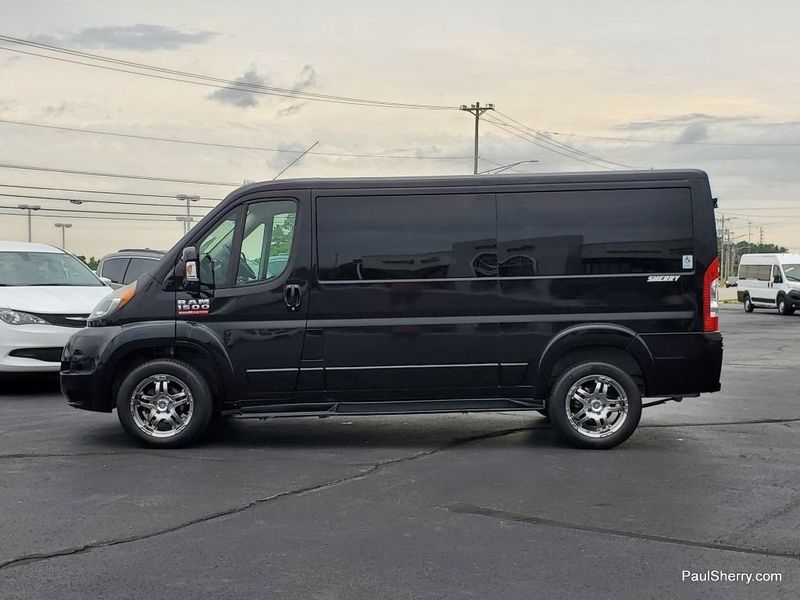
(17, 204), (41, 242)
(54, 223), (72, 249)
(460, 102), (495, 174)
(748, 221), (752, 253)
(759, 226), (764, 246)
(176, 194), (200, 235)
(718, 213), (726, 278)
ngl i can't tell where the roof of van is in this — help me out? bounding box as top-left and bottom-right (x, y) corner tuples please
(0, 241), (62, 253)
(235, 169), (710, 194)
(739, 253), (800, 263)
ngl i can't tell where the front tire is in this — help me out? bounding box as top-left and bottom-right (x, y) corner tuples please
(549, 362), (642, 449)
(777, 294), (793, 316)
(116, 359), (213, 448)
(744, 294), (754, 313)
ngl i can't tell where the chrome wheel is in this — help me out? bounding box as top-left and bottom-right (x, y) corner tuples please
(565, 375), (629, 439)
(130, 375), (194, 439)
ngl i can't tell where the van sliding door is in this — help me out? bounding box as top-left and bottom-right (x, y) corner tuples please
(310, 190), (499, 394)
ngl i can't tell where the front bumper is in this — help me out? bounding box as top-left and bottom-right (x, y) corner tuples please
(0, 322), (77, 372)
(61, 325), (123, 412)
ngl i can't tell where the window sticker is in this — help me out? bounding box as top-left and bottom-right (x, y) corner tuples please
(682, 255), (694, 270)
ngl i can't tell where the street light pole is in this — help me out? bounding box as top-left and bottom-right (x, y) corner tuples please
(17, 204), (41, 242)
(176, 194), (200, 234)
(54, 223), (72, 249)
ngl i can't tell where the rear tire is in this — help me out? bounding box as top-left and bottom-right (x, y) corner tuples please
(116, 359), (213, 448)
(744, 294), (754, 313)
(549, 362), (642, 449)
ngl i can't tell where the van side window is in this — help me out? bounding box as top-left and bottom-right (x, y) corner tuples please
(497, 188), (693, 276)
(198, 210), (239, 287)
(236, 201), (296, 285)
(317, 194), (496, 281)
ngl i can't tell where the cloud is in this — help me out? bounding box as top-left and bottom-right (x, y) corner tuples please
(675, 122), (709, 143)
(34, 24), (216, 51)
(277, 65), (319, 117)
(209, 66), (267, 108)
(292, 65), (317, 92)
(211, 64), (320, 112)
(619, 113), (749, 131)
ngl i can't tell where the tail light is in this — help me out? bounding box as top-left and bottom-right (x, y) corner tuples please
(703, 257), (719, 332)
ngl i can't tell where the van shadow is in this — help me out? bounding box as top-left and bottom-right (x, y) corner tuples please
(85, 413), (558, 452)
(210, 415), (557, 450)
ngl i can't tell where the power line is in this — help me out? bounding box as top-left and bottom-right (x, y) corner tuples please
(0, 203), (211, 218)
(0, 183), (222, 201)
(0, 210), (184, 223)
(0, 162), (238, 186)
(0, 192), (218, 210)
(483, 116), (615, 170)
(0, 118), (472, 160)
(0, 35), (456, 111)
(542, 130), (800, 148)
(494, 111), (638, 169)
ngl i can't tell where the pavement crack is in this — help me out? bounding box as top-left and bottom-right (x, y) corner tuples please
(0, 451), (224, 462)
(0, 426), (533, 572)
(442, 503), (800, 561)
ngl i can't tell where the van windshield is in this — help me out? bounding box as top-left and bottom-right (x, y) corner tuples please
(0, 251), (103, 287)
(783, 264), (800, 282)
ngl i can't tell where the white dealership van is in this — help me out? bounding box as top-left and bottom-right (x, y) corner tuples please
(737, 253), (800, 315)
(0, 241), (112, 371)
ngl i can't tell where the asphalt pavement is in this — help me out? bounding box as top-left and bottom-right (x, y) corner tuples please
(1, 304), (798, 599)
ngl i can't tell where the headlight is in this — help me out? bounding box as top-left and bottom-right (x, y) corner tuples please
(0, 309), (47, 326)
(89, 281), (137, 321)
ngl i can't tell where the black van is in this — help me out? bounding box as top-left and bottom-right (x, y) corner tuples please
(61, 170), (723, 449)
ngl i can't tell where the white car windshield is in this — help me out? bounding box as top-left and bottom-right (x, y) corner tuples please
(0, 251), (103, 287)
(783, 264), (800, 282)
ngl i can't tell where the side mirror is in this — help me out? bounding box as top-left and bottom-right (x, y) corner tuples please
(774, 275), (783, 284)
(99, 276), (113, 286)
(181, 246), (201, 294)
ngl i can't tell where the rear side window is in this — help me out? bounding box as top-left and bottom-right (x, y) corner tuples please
(317, 193), (496, 281)
(497, 188), (693, 276)
(123, 258), (158, 284)
(739, 264), (772, 281)
(100, 258), (129, 283)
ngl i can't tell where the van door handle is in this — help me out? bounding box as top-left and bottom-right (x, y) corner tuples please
(284, 284), (302, 311)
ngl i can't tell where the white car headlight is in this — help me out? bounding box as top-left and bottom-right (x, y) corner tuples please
(89, 281), (137, 321)
(0, 309), (47, 325)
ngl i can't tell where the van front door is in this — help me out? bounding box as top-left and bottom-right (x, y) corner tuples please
(178, 191), (311, 399)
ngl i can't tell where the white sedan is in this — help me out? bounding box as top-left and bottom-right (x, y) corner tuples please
(0, 241), (112, 372)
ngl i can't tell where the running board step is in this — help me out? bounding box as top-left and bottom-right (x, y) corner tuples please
(229, 397), (545, 419)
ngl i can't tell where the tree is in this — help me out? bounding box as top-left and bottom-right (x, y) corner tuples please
(731, 242), (788, 270)
(76, 255), (99, 270)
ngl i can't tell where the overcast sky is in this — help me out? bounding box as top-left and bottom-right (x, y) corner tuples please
(1, 0), (799, 256)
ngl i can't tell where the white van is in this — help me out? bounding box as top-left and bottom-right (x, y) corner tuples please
(737, 253), (800, 315)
